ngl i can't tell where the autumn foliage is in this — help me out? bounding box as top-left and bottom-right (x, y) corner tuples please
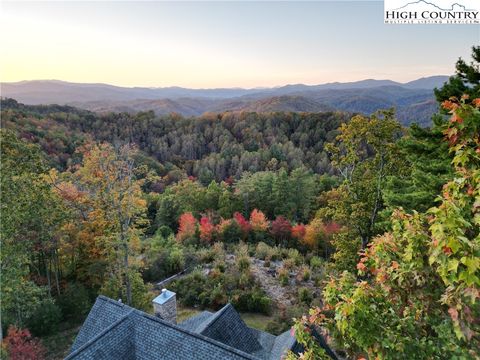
(176, 212), (198, 242)
(199, 216), (215, 243)
(249, 209), (269, 232)
(302, 218), (324, 250)
(270, 216), (292, 243)
(233, 212), (251, 235)
(2, 326), (46, 360)
(291, 97), (480, 359)
(291, 224), (306, 240)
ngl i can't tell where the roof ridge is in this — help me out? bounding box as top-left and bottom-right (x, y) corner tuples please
(96, 294), (128, 308)
(65, 309), (135, 359)
(196, 303), (233, 333)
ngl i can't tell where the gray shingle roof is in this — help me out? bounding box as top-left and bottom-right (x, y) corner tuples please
(196, 304), (263, 355)
(67, 296), (299, 360)
(177, 310), (213, 332)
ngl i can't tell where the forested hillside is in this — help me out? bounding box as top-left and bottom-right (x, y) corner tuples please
(2, 76), (448, 126)
(0, 47), (478, 360)
(1, 99), (348, 179)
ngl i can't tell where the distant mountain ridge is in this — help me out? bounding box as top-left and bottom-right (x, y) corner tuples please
(1, 76), (450, 126)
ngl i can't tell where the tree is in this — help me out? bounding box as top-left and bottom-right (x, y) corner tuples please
(58, 143), (147, 306)
(302, 219), (321, 251)
(233, 212), (251, 238)
(323, 110), (403, 250)
(2, 326), (46, 360)
(0, 130), (64, 335)
(290, 97), (480, 359)
(382, 47), (480, 221)
(270, 216), (292, 246)
(249, 209), (269, 232)
(291, 224), (306, 242)
(302, 218), (336, 257)
(176, 212), (198, 243)
(155, 179), (206, 230)
(382, 124), (452, 216)
(199, 216), (215, 243)
(434, 46), (480, 103)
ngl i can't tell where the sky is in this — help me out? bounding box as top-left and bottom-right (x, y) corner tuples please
(1, 1), (478, 88)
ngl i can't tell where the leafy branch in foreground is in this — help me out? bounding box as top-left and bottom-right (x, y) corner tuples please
(289, 97), (480, 359)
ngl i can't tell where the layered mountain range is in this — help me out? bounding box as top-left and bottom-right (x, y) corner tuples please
(2, 75), (449, 125)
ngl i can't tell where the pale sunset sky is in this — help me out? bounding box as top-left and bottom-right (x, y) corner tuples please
(1, 1), (479, 88)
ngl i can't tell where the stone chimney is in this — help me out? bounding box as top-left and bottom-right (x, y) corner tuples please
(152, 288), (177, 324)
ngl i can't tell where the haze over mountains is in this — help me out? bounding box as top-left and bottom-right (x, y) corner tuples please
(2, 75), (449, 125)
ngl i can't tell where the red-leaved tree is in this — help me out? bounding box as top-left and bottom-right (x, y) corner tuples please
(233, 212), (251, 238)
(270, 216), (292, 245)
(199, 216), (215, 243)
(2, 326), (46, 360)
(291, 224), (306, 241)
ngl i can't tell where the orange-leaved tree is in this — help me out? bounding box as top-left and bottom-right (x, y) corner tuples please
(249, 209), (269, 232)
(56, 143), (148, 307)
(176, 212), (198, 243)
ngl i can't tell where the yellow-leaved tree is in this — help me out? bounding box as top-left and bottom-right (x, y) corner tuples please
(55, 143), (151, 310)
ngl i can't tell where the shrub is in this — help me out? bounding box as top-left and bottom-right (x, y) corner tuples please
(286, 248), (302, 266)
(312, 274), (324, 287)
(212, 242), (226, 259)
(255, 242), (271, 260)
(218, 219), (243, 243)
(214, 260), (226, 273)
(265, 318), (289, 335)
(236, 243), (251, 272)
(231, 288), (272, 315)
(197, 247), (216, 263)
(143, 246), (185, 282)
(269, 246), (282, 261)
(58, 283), (91, 322)
(300, 266), (311, 281)
(265, 305), (307, 335)
(278, 267), (289, 286)
(170, 270), (212, 308)
(283, 258), (295, 270)
(2, 326), (46, 360)
(237, 256), (250, 273)
(309, 256), (323, 271)
(210, 284), (228, 308)
(157, 225), (174, 239)
(298, 287), (313, 305)
(26, 299), (62, 336)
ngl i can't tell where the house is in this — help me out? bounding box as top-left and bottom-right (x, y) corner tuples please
(66, 289), (305, 359)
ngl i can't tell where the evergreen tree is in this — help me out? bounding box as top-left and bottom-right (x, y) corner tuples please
(434, 46), (480, 103)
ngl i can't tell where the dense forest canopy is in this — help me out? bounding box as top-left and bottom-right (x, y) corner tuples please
(0, 46), (478, 360)
(1, 100), (348, 180)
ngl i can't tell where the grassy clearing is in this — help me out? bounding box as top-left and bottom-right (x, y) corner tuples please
(177, 306), (202, 323)
(177, 305), (273, 332)
(240, 312), (273, 332)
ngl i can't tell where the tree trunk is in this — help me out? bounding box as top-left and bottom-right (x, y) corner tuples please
(123, 242), (132, 306)
(361, 234), (369, 250)
(46, 257), (52, 297)
(54, 251), (61, 295)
